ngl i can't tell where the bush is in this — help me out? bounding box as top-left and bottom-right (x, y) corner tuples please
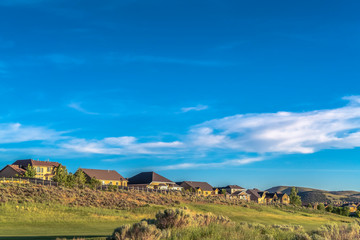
(311, 222), (360, 240)
(112, 221), (163, 240)
(111, 207), (231, 240)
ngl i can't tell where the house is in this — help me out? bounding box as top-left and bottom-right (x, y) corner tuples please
(178, 181), (218, 196)
(263, 192), (278, 204)
(277, 193), (290, 204)
(341, 203), (358, 213)
(246, 189), (267, 204)
(79, 168), (128, 186)
(127, 171), (180, 190)
(230, 189), (251, 201)
(0, 165), (26, 178)
(219, 185), (245, 194)
(0, 159), (60, 180)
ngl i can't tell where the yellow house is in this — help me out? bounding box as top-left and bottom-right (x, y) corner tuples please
(4, 159), (61, 180)
(127, 171), (180, 190)
(80, 168), (128, 186)
(247, 189), (267, 204)
(178, 181), (218, 196)
(277, 193), (290, 204)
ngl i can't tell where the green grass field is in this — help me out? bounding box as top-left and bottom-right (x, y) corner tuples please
(0, 201), (355, 239)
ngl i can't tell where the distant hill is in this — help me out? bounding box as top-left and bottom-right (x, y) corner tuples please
(266, 186), (360, 204)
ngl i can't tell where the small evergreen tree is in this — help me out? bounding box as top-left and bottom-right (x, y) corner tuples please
(341, 206), (350, 216)
(317, 203), (325, 211)
(24, 164), (36, 178)
(289, 187), (302, 206)
(307, 203), (313, 208)
(88, 177), (101, 189)
(74, 169), (87, 186)
(326, 204), (334, 212)
(221, 189), (227, 195)
(52, 164), (68, 185)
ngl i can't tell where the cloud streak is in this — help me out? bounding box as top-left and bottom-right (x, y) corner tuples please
(68, 102), (99, 115)
(181, 104), (208, 113)
(2, 96), (360, 169)
(188, 96), (360, 154)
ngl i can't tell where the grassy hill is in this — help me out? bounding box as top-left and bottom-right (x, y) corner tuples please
(267, 186), (360, 204)
(0, 183), (357, 239)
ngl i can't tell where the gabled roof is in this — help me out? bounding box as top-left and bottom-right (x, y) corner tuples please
(1, 165), (26, 175)
(224, 185), (245, 189)
(80, 168), (126, 181)
(13, 159), (60, 168)
(277, 193), (287, 198)
(180, 181), (214, 191)
(265, 193), (277, 199)
(231, 190), (248, 196)
(128, 172), (174, 184)
(246, 189), (261, 198)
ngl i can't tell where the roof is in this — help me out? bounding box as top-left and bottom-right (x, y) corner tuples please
(180, 181), (214, 191)
(224, 185), (244, 189)
(80, 168), (126, 181)
(231, 190), (248, 196)
(13, 159), (60, 168)
(265, 193), (277, 198)
(277, 193), (287, 198)
(128, 172), (174, 184)
(246, 189), (261, 198)
(3, 165), (26, 175)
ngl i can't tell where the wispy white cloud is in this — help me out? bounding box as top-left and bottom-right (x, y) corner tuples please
(60, 137), (183, 155)
(181, 104), (208, 113)
(2, 96), (360, 169)
(0, 123), (63, 144)
(68, 102), (99, 115)
(188, 96), (360, 154)
(159, 157), (265, 170)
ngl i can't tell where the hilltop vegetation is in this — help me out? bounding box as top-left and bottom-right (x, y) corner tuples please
(0, 183), (357, 239)
(267, 186), (360, 204)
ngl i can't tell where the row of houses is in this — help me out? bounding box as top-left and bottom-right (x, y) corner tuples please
(0, 159), (290, 204)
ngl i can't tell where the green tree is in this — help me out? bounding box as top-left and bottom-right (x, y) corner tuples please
(74, 169), (87, 186)
(326, 204), (334, 212)
(66, 173), (75, 187)
(221, 189), (227, 195)
(52, 164), (68, 185)
(317, 203), (325, 211)
(88, 177), (101, 189)
(340, 206), (350, 216)
(289, 187), (302, 206)
(307, 203), (313, 208)
(24, 164), (36, 178)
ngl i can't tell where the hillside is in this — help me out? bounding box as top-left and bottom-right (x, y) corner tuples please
(0, 184), (354, 240)
(0, 183), (356, 239)
(267, 186), (360, 204)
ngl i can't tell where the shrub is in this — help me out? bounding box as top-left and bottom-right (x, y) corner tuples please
(311, 222), (360, 240)
(112, 221), (163, 240)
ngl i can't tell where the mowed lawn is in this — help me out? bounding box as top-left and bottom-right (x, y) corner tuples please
(0, 202), (355, 239)
(187, 203), (354, 231)
(0, 203), (165, 239)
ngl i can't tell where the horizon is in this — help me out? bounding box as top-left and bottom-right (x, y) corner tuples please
(1, 1), (360, 191)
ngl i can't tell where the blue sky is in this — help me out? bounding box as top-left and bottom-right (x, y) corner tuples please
(1, 0), (360, 190)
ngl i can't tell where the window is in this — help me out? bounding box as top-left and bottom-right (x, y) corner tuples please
(41, 168), (44, 173)
(116, 182), (119, 185)
(109, 182), (113, 185)
(37, 167), (40, 172)
(47, 167), (51, 172)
